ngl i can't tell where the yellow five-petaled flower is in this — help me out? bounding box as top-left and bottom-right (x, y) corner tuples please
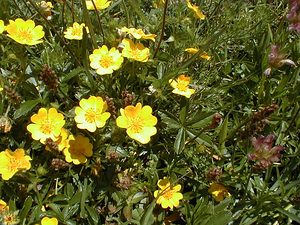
(75, 96), (111, 132)
(86, 0), (111, 10)
(89, 45), (124, 75)
(169, 75), (195, 98)
(121, 39), (150, 62)
(154, 178), (183, 209)
(6, 18), (45, 45)
(27, 108), (65, 144)
(116, 102), (157, 144)
(0, 148), (31, 180)
(63, 135), (93, 165)
(64, 22), (89, 40)
(208, 183), (231, 202)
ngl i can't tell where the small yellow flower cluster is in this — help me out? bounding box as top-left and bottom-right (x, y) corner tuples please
(24, 97), (157, 167)
(75, 98), (157, 144)
(88, 27), (155, 75)
(26, 107), (94, 165)
(0, 18), (45, 45)
(119, 27), (156, 62)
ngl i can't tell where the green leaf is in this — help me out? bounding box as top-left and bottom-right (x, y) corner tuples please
(14, 99), (41, 119)
(48, 203), (64, 221)
(276, 207), (300, 223)
(186, 110), (215, 128)
(61, 67), (85, 83)
(63, 204), (80, 220)
(179, 105), (187, 125)
(218, 114), (229, 154)
(174, 127), (186, 154)
(159, 110), (180, 130)
(140, 200), (156, 225)
(127, 0), (148, 25)
(19, 196), (33, 223)
(85, 205), (99, 225)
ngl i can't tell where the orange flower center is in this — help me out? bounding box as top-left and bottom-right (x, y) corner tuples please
(40, 120), (53, 135)
(18, 30), (32, 42)
(177, 81), (188, 91)
(162, 187), (175, 200)
(85, 109), (97, 123)
(128, 117), (144, 133)
(71, 27), (82, 37)
(4, 215), (14, 222)
(8, 157), (22, 172)
(130, 48), (139, 58)
(100, 55), (113, 68)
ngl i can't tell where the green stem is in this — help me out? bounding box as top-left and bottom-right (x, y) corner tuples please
(91, 0), (106, 43)
(12, 0), (26, 17)
(153, 0), (169, 59)
(122, 0), (130, 27)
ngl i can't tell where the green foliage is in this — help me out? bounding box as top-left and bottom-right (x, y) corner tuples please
(0, 0), (299, 224)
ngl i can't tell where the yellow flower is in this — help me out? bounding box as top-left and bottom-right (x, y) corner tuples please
(63, 135), (93, 165)
(27, 108), (65, 144)
(0, 199), (9, 212)
(116, 103), (157, 144)
(0, 148), (31, 180)
(208, 183), (231, 202)
(45, 128), (71, 152)
(86, 0), (111, 10)
(0, 20), (5, 34)
(89, 45), (124, 75)
(186, 0), (206, 20)
(169, 75), (195, 98)
(121, 27), (156, 42)
(64, 22), (89, 40)
(75, 96), (111, 132)
(185, 48), (211, 60)
(121, 39), (150, 62)
(41, 217), (58, 225)
(1, 211), (19, 225)
(38, 1), (54, 18)
(154, 178), (183, 209)
(6, 18), (45, 45)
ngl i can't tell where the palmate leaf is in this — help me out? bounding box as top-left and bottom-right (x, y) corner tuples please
(190, 198), (232, 225)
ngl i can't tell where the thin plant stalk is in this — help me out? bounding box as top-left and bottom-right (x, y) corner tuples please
(153, 0), (169, 59)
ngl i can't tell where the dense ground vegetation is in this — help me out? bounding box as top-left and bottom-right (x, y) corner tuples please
(0, 0), (299, 224)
